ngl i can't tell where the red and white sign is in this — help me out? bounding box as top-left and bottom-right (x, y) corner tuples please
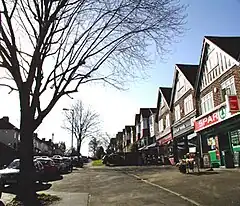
(194, 111), (219, 132)
(194, 106), (227, 132)
(158, 133), (172, 145)
(227, 95), (240, 113)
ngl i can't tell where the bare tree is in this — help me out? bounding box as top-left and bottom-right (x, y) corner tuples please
(0, 0), (186, 203)
(100, 132), (112, 149)
(88, 137), (101, 158)
(63, 100), (100, 155)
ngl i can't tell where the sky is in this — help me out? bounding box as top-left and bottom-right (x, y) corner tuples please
(1, 0), (240, 156)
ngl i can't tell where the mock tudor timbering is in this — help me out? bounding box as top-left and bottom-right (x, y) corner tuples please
(114, 36), (240, 168)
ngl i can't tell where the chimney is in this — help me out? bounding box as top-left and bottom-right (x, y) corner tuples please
(42, 138), (46, 141)
(2, 116), (9, 122)
(48, 139), (52, 143)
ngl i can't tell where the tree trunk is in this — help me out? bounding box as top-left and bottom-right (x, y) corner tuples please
(18, 89), (37, 205)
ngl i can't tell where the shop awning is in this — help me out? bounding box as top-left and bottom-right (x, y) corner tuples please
(138, 146), (147, 151)
(145, 142), (158, 149)
(177, 142), (196, 147)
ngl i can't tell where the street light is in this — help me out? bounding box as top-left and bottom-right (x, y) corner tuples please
(63, 108), (74, 154)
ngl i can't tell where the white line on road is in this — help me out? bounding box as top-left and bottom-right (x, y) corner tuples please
(128, 173), (201, 206)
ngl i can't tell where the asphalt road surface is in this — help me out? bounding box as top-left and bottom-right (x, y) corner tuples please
(49, 166), (195, 206)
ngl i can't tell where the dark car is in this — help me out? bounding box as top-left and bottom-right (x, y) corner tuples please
(0, 159), (44, 187)
(103, 154), (125, 166)
(71, 156), (83, 168)
(62, 157), (73, 172)
(36, 157), (58, 177)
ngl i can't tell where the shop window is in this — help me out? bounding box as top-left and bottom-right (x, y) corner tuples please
(230, 130), (240, 146)
(201, 92), (214, 114)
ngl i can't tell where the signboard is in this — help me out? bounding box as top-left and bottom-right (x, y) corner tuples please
(194, 106), (227, 132)
(227, 95), (240, 113)
(203, 153), (211, 168)
(172, 117), (195, 137)
(158, 133), (172, 145)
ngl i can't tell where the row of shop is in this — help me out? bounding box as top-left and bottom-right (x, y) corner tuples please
(140, 102), (240, 168)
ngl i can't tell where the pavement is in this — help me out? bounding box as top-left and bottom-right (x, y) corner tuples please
(1, 165), (240, 205)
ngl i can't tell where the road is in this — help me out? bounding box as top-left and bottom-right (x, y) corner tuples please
(2, 166), (240, 205)
(49, 166), (194, 206)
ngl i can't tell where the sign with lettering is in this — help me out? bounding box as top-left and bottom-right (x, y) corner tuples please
(173, 117), (195, 137)
(227, 95), (240, 113)
(158, 133), (172, 145)
(194, 106), (227, 132)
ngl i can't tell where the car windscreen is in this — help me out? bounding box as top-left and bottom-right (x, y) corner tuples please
(37, 159), (52, 166)
(8, 160), (20, 169)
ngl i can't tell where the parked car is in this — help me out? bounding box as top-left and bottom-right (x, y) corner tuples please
(35, 157), (58, 177)
(0, 159), (45, 187)
(103, 154), (125, 166)
(52, 157), (68, 173)
(62, 157), (73, 172)
(71, 156), (83, 168)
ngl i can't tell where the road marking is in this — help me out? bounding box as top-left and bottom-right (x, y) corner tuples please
(128, 173), (201, 206)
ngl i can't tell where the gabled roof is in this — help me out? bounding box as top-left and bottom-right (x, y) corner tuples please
(205, 36), (240, 61)
(195, 36), (240, 93)
(176, 64), (198, 87)
(140, 108), (157, 118)
(135, 114), (140, 125)
(125, 126), (131, 133)
(0, 118), (19, 130)
(156, 87), (172, 122)
(170, 64), (198, 108)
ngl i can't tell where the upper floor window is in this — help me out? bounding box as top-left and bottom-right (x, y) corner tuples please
(159, 119), (163, 132)
(201, 92), (214, 114)
(184, 94), (193, 115)
(174, 105), (181, 122)
(165, 114), (170, 128)
(221, 76), (236, 100)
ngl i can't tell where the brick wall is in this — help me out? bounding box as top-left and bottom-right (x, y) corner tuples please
(198, 65), (240, 114)
(172, 89), (196, 124)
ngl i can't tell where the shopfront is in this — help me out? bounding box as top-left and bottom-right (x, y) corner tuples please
(194, 102), (240, 168)
(172, 117), (196, 162)
(158, 133), (174, 165)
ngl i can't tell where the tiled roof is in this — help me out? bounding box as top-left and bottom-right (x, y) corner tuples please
(135, 114), (140, 124)
(160, 87), (172, 105)
(125, 126), (131, 132)
(206, 36), (240, 60)
(140, 108), (157, 118)
(176, 64), (198, 86)
(0, 118), (18, 130)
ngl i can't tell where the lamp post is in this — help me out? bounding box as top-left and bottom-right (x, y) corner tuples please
(63, 108), (74, 154)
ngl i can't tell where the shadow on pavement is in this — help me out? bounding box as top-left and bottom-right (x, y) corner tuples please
(42, 175), (63, 182)
(3, 183), (52, 195)
(186, 171), (219, 176)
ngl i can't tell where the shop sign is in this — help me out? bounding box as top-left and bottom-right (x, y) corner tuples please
(158, 133), (172, 145)
(173, 117), (194, 136)
(194, 106), (227, 132)
(227, 95), (240, 113)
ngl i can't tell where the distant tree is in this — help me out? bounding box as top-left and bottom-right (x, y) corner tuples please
(100, 133), (112, 150)
(63, 100), (100, 156)
(96, 146), (105, 159)
(88, 137), (101, 157)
